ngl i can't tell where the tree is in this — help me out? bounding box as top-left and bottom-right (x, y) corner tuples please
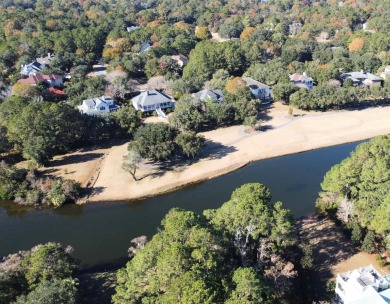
(22, 243), (78, 289)
(317, 135), (390, 249)
(361, 231), (376, 253)
(240, 27), (256, 40)
(195, 26), (211, 40)
(11, 83), (40, 99)
(112, 105), (142, 135)
(226, 268), (268, 304)
(122, 149), (142, 181)
(175, 132), (205, 158)
(13, 279), (78, 304)
(131, 123), (177, 161)
(113, 183), (297, 303)
(169, 95), (203, 132)
(0, 125), (12, 153)
(271, 83), (299, 103)
(225, 77), (247, 94)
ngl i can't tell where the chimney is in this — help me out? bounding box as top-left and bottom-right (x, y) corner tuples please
(303, 72), (308, 77)
(48, 53), (51, 58)
(360, 69), (365, 74)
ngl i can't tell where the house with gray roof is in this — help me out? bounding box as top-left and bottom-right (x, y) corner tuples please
(242, 76), (271, 104)
(289, 72), (313, 91)
(77, 96), (120, 116)
(131, 90), (174, 112)
(341, 70), (383, 87)
(192, 89), (224, 103)
(21, 53), (54, 76)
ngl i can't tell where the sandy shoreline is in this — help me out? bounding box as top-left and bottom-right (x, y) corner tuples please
(72, 104), (390, 203)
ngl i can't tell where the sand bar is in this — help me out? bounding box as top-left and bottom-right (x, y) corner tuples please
(83, 104), (390, 202)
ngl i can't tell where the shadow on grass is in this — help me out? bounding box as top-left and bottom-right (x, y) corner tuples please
(49, 152), (105, 167)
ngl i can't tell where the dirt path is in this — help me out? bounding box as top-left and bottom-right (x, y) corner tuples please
(298, 215), (389, 281)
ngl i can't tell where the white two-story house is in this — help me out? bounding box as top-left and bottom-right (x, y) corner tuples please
(289, 72), (313, 91)
(242, 77), (271, 104)
(78, 96), (120, 116)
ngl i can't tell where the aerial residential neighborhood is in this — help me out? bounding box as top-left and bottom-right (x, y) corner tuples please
(0, 0), (390, 303)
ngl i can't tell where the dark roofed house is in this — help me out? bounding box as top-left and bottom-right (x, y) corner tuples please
(341, 70), (382, 87)
(131, 90), (174, 113)
(289, 72), (313, 91)
(192, 89), (224, 103)
(242, 77), (271, 104)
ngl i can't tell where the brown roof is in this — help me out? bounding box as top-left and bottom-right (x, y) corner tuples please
(289, 72), (313, 82)
(17, 74), (62, 84)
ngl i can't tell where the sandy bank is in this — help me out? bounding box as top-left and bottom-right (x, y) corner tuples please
(83, 104), (390, 202)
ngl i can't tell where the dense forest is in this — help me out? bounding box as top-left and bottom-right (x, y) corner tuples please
(1, 0), (390, 166)
(317, 135), (390, 265)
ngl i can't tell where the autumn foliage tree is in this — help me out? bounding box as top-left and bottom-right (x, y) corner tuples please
(348, 37), (365, 52)
(225, 77), (247, 93)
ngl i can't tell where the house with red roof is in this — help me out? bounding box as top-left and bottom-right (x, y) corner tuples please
(17, 74), (63, 87)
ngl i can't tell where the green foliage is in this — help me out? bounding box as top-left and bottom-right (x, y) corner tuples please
(271, 83), (299, 103)
(131, 123), (177, 161)
(361, 231), (376, 253)
(13, 279), (78, 304)
(0, 162), (80, 207)
(113, 183), (298, 303)
(175, 131), (205, 158)
(169, 94), (204, 132)
(0, 243), (78, 304)
(226, 268), (268, 304)
(22, 243), (78, 290)
(112, 105), (142, 136)
(318, 135), (390, 249)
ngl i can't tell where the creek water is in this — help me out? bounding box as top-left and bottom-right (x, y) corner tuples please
(0, 140), (363, 270)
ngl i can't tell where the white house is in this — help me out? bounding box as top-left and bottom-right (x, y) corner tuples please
(289, 72), (314, 91)
(77, 96), (120, 116)
(171, 54), (188, 67)
(192, 89), (224, 103)
(341, 70), (382, 87)
(131, 90), (174, 112)
(380, 66), (390, 80)
(335, 265), (390, 304)
(126, 25), (140, 32)
(242, 76), (271, 104)
(21, 53), (54, 76)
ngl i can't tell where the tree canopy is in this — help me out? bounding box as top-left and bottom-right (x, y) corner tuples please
(113, 183), (298, 303)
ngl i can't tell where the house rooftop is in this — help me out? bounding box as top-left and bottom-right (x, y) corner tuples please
(193, 89), (224, 102)
(131, 90), (172, 107)
(242, 76), (270, 89)
(289, 72), (313, 82)
(341, 70), (382, 81)
(171, 54), (188, 62)
(17, 74), (62, 84)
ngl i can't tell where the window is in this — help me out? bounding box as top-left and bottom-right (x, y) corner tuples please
(100, 106), (105, 110)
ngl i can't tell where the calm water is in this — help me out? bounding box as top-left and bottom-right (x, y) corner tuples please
(0, 141), (362, 270)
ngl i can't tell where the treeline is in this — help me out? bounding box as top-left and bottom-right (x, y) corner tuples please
(0, 243), (78, 304)
(316, 135), (390, 255)
(169, 89), (259, 132)
(288, 82), (390, 111)
(113, 183), (313, 303)
(0, 162), (80, 207)
(0, 96), (141, 165)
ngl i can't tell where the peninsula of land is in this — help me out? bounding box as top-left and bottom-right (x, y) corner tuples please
(44, 103), (390, 202)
